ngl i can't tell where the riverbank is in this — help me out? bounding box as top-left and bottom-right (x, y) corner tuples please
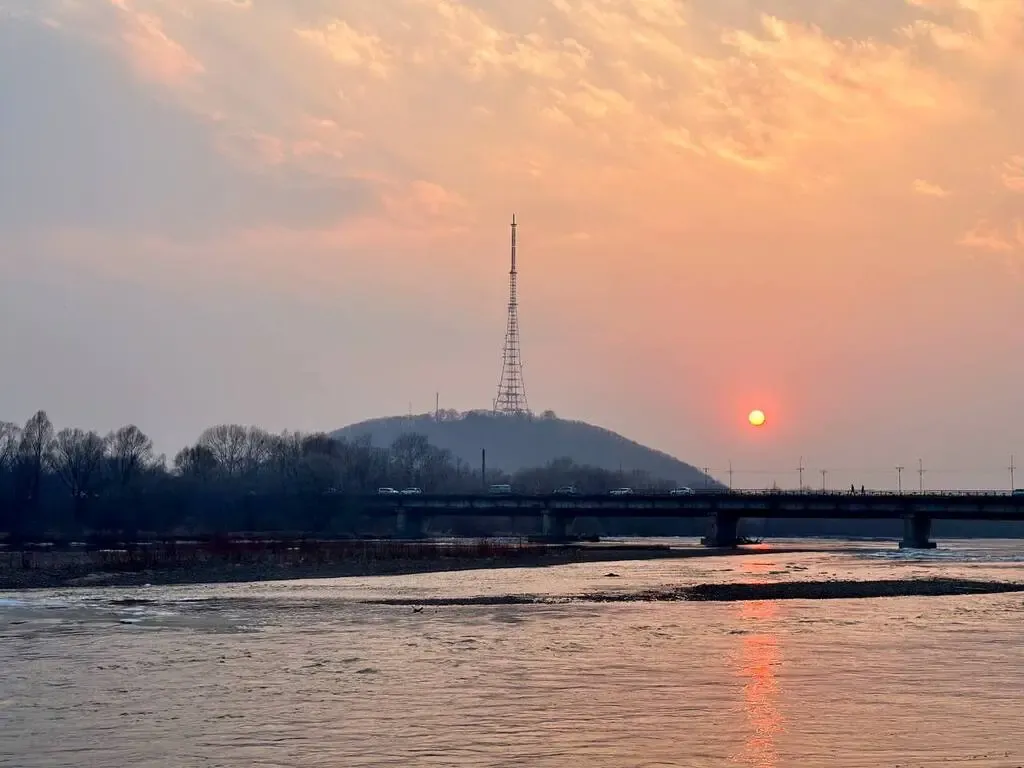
(363, 578), (1024, 605)
(0, 541), (794, 591)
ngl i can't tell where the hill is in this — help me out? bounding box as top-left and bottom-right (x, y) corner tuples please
(331, 410), (721, 489)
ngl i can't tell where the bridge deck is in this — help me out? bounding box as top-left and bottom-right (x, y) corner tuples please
(367, 492), (1024, 521)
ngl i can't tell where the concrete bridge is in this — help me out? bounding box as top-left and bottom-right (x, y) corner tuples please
(365, 491), (1024, 548)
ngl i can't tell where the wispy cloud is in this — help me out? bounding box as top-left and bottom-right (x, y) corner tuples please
(1001, 155), (1024, 192)
(2, 0), (1023, 260)
(912, 179), (951, 197)
(958, 221), (1016, 252)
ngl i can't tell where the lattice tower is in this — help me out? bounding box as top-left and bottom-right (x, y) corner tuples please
(493, 214), (530, 416)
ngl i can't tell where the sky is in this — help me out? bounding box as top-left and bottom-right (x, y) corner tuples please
(1, 0), (1022, 490)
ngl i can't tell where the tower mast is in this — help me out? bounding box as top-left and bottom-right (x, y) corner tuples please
(493, 214), (530, 416)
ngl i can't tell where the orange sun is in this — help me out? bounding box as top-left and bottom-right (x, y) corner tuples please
(748, 409), (766, 427)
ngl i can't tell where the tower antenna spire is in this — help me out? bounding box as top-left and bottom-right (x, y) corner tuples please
(493, 213), (529, 416)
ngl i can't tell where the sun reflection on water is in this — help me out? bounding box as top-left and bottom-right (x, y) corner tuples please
(733, 559), (785, 768)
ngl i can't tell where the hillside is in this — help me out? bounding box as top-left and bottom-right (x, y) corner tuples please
(331, 410), (721, 489)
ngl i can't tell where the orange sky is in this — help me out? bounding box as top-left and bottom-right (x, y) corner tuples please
(0, 0), (1022, 489)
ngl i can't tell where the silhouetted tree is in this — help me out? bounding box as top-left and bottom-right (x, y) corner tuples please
(50, 428), (107, 498)
(49, 428), (107, 527)
(198, 424), (248, 477)
(173, 444), (218, 481)
(0, 421), (19, 473)
(16, 410), (53, 507)
(107, 424), (154, 488)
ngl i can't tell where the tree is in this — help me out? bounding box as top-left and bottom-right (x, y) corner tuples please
(294, 433), (340, 492)
(241, 427), (272, 477)
(390, 433), (433, 486)
(107, 425), (154, 488)
(173, 444), (218, 481)
(0, 421), (20, 472)
(50, 428), (107, 500)
(198, 424), (248, 477)
(17, 410), (54, 506)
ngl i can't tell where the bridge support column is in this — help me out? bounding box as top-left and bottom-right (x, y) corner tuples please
(702, 511), (739, 548)
(899, 514), (936, 549)
(396, 509), (426, 540)
(542, 510), (569, 541)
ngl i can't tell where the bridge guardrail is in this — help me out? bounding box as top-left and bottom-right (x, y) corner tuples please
(371, 489), (1017, 499)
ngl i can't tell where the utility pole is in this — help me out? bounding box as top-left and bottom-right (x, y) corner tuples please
(728, 460), (734, 490)
(896, 465), (904, 494)
(797, 456), (805, 490)
(1010, 455), (1016, 490)
(820, 468), (828, 491)
(917, 458), (925, 493)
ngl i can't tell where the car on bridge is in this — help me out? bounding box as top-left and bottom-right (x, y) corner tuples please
(401, 487), (423, 495)
(669, 487), (695, 496)
(377, 487), (400, 495)
(488, 484), (514, 494)
(553, 486), (579, 495)
(609, 487), (634, 496)
(1014, 489), (1024, 496)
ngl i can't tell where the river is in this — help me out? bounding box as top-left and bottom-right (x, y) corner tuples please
(2, 538), (1022, 767)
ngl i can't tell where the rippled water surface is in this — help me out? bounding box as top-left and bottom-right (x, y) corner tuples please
(2, 539), (1023, 767)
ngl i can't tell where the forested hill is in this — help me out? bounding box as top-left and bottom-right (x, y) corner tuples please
(332, 410), (720, 489)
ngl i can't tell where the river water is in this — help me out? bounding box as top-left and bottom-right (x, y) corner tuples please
(2, 539), (1022, 767)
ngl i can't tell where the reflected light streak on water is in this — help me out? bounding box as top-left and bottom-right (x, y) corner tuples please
(735, 601), (784, 768)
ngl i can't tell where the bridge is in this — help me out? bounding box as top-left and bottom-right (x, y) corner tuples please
(365, 491), (1024, 548)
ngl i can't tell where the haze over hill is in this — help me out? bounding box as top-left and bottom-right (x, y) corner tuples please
(332, 410), (721, 489)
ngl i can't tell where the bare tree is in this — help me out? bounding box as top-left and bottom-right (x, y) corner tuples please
(173, 445), (218, 481)
(17, 410), (54, 504)
(198, 424), (248, 476)
(0, 421), (20, 472)
(107, 425), (154, 488)
(50, 428), (107, 498)
(268, 431), (303, 488)
(241, 427), (272, 476)
(390, 433), (433, 487)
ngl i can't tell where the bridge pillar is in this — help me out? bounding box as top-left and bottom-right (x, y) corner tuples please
(542, 510), (569, 541)
(899, 514), (936, 549)
(702, 511), (739, 548)
(396, 509), (426, 540)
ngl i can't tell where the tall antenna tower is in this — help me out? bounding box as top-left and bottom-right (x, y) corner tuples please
(493, 214), (530, 416)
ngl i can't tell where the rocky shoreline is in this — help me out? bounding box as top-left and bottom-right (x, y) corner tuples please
(363, 578), (1024, 606)
(0, 544), (782, 591)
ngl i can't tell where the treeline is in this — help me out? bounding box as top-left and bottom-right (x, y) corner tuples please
(0, 410), (679, 540)
(2, 411), (1021, 541)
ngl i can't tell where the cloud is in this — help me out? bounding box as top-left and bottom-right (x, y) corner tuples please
(108, 0), (205, 86)
(295, 20), (393, 79)
(958, 220), (1015, 252)
(0, 14), (374, 239)
(912, 179), (951, 197)
(1001, 155), (1024, 192)
(2, 0), (1023, 260)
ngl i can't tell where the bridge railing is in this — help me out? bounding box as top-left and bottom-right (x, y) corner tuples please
(369, 489), (1018, 500)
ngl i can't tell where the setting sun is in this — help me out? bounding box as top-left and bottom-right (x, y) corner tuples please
(748, 409), (766, 427)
